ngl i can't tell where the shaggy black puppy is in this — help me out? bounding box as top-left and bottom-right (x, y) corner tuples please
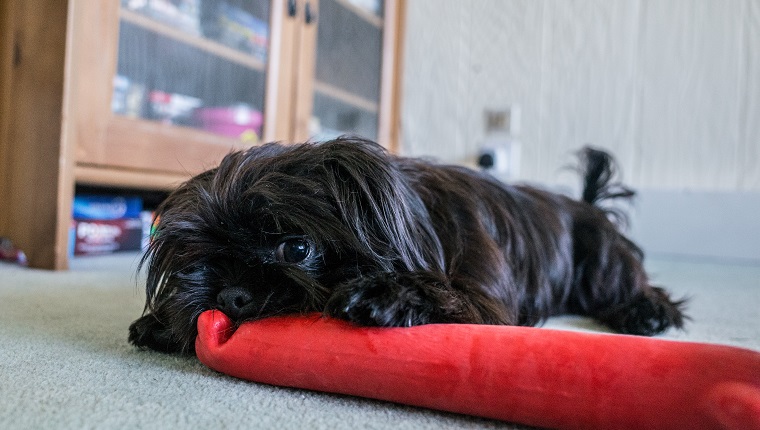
(129, 137), (686, 353)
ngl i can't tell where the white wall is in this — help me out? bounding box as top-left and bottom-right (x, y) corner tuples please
(400, 0), (760, 192)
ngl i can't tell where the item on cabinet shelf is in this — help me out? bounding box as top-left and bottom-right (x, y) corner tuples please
(70, 218), (145, 256)
(201, 2), (268, 61)
(112, 75), (129, 114)
(0, 237), (27, 266)
(112, 75), (146, 118)
(122, 0), (201, 35)
(73, 195), (143, 220)
(70, 195), (151, 256)
(149, 90), (203, 126)
(194, 104), (263, 143)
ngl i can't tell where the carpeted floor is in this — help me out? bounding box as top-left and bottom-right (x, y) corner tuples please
(1, 252), (758, 429)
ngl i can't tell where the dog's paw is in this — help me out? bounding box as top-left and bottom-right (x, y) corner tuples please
(324, 271), (472, 327)
(128, 313), (191, 354)
(601, 287), (688, 336)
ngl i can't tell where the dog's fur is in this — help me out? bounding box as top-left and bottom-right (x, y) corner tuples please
(129, 137), (686, 353)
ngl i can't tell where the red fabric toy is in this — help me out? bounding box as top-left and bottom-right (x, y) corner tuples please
(196, 310), (760, 430)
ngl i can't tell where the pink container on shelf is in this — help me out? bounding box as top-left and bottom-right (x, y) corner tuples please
(194, 105), (263, 143)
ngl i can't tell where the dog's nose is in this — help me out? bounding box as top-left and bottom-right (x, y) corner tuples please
(216, 287), (253, 319)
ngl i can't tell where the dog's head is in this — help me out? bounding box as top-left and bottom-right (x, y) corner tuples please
(138, 137), (442, 351)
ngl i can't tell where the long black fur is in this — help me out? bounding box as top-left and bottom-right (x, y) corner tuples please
(129, 137), (686, 353)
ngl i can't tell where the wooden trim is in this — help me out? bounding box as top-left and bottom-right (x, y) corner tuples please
(69, 1), (121, 175)
(0, 0), (14, 236)
(120, 9), (266, 72)
(377, 0), (405, 153)
(292, 0), (319, 142)
(75, 165), (188, 191)
(0, 0), (12, 236)
(264, 0), (299, 142)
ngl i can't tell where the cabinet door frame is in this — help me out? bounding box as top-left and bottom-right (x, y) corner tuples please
(291, 0), (405, 152)
(69, 0), (293, 187)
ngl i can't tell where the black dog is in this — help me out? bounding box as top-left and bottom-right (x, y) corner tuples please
(129, 137), (686, 353)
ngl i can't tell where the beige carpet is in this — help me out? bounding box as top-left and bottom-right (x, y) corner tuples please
(1, 252), (758, 429)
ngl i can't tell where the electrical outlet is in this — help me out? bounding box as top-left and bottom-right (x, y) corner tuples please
(479, 105), (522, 181)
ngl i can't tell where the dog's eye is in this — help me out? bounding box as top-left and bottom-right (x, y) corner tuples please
(275, 238), (311, 263)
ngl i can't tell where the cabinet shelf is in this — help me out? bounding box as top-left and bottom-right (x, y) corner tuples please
(120, 9), (266, 72)
(94, 115), (249, 174)
(75, 164), (190, 191)
(314, 80), (379, 113)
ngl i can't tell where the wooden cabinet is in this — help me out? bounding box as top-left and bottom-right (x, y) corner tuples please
(0, 0), (405, 269)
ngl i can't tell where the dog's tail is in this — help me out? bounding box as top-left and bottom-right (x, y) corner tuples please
(577, 146), (635, 227)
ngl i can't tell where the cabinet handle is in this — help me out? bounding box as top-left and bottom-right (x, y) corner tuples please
(288, 0), (297, 17)
(305, 1), (316, 24)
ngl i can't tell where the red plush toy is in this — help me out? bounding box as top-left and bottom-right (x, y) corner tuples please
(196, 310), (760, 430)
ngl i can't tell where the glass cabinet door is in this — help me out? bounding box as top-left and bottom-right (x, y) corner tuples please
(307, 0), (385, 142)
(113, 0), (271, 144)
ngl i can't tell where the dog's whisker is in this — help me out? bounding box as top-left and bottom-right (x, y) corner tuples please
(256, 290), (276, 320)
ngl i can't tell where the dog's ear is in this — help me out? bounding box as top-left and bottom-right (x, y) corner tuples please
(138, 166), (220, 315)
(319, 138), (444, 273)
